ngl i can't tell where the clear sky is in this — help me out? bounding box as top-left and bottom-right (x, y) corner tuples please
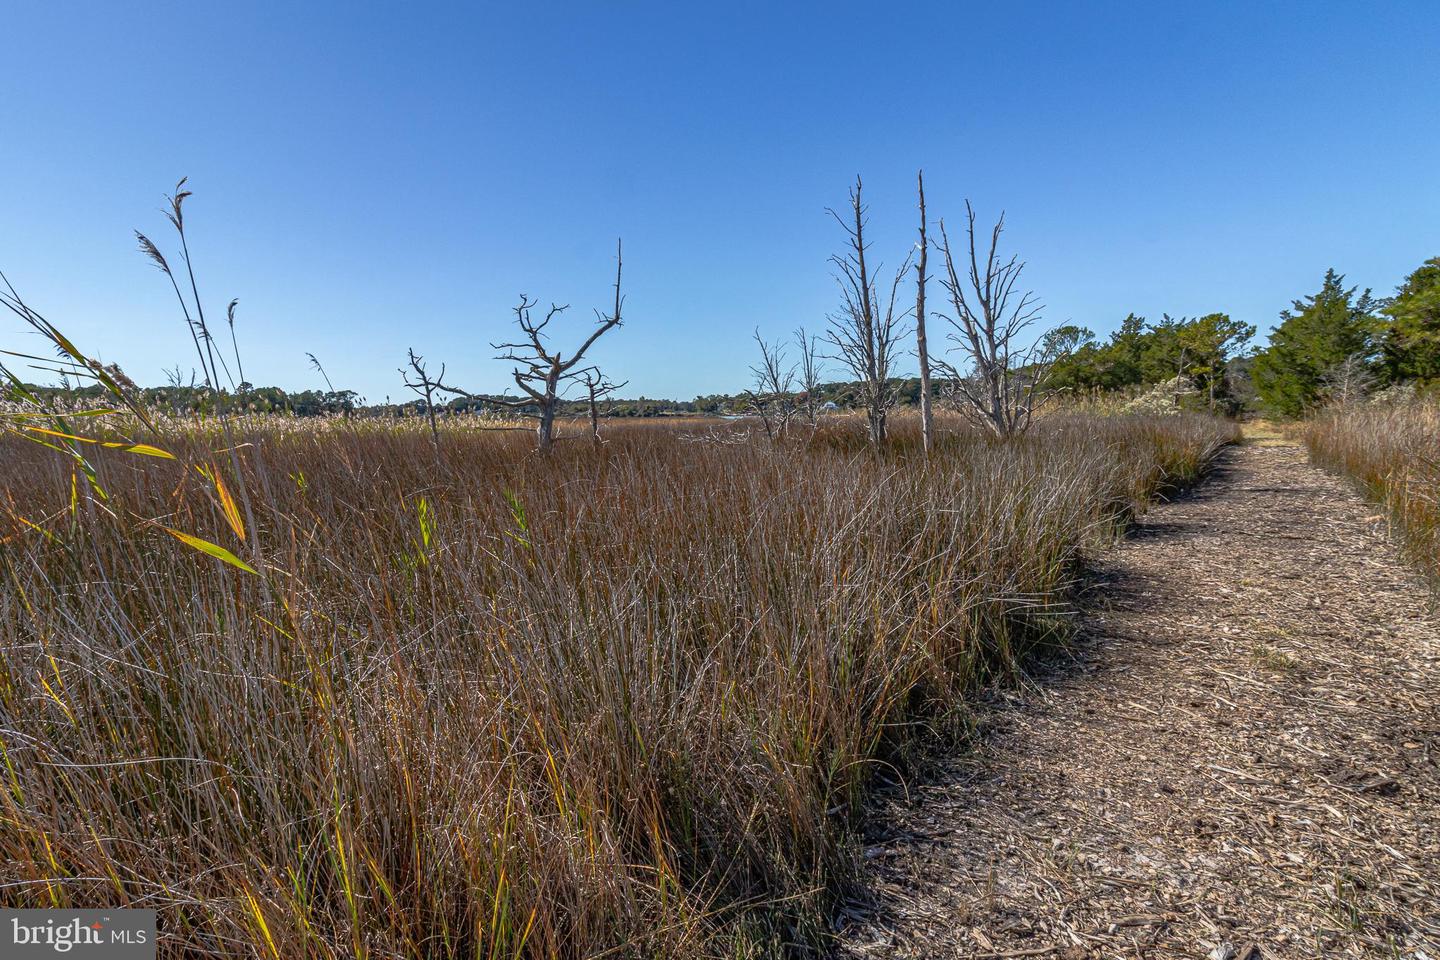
(3, 1), (1437, 401)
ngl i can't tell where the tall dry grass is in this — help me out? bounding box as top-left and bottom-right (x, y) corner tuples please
(0, 411), (1235, 957)
(1302, 400), (1440, 581)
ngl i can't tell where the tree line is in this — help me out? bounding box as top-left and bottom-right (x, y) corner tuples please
(10, 177), (1435, 440)
(1249, 259), (1440, 417)
(19, 253), (1435, 432)
(1044, 259), (1440, 418)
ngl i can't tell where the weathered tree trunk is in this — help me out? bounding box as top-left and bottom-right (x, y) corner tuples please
(537, 404), (555, 452)
(855, 198), (884, 448)
(826, 177), (909, 452)
(915, 170), (933, 458)
(422, 240), (624, 453)
(400, 349), (444, 452)
(935, 203), (1054, 438)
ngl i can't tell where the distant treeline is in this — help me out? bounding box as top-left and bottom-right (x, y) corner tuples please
(14, 377), (965, 419)
(15, 382), (373, 417)
(17, 257), (1435, 421)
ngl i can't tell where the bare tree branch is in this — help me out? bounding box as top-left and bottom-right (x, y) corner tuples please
(794, 326), (823, 427)
(824, 176), (911, 446)
(745, 329), (798, 442)
(422, 239), (626, 451)
(579, 368), (627, 444)
(935, 203), (1064, 437)
(400, 348), (445, 449)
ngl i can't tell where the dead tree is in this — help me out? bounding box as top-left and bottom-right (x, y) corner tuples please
(825, 176), (911, 446)
(743, 329), (797, 441)
(400, 348), (444, 448)
(1320, 353), (1377, 407)
(432, 240), (625, 452)
(935, 202), (1059, 437)
(794, 326), (823, 427)
(579, 369), (627, 444)
(914, 170), (934, 457)
(162, 365), (198, 417)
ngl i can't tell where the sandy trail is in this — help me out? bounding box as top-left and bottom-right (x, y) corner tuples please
(839, 437), (1440, 959)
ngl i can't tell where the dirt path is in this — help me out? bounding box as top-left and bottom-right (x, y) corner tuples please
(839, 437), (1440, 959)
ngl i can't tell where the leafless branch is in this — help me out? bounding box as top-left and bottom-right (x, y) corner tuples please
(935, 202), (1063, 437)
(579, 368), (627, 444)
(424, 239), (626, 451)
(745, 330), (798, 442)
(400, 348), (446, 449)
(824, 176), (912, 446)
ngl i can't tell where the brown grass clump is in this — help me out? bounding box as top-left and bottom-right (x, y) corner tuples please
(0, 411), (1235, 957)
(1301, 400), (1440, 581)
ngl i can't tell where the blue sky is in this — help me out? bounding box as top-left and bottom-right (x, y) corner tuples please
(3, 1), (1437, 401)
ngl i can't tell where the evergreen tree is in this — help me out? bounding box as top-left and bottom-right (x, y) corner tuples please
(1252, 269), (1379, 417)
(1176, 312), (1256, 410)
(1044, 314), (1145, 392)
(1043, 312), (1251, 406)
(1379, 256), (1440, 383)
(1103, 313), (1150, 388)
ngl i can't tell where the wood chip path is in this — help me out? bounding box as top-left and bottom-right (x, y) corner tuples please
(838, 436), (1440, 959)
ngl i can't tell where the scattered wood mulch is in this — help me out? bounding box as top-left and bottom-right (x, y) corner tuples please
(838, 438), (1440, 959)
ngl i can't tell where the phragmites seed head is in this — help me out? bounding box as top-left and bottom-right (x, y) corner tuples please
(135, 232), (171, 274)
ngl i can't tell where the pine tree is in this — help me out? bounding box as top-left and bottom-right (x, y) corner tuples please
(1380, 257), (1440, 384)
(1176, 313), (1256, 410)
(1252, 269), (1379, 417)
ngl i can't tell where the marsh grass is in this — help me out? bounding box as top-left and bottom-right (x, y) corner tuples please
(0, 411), (1235, 957)
(1302, 401), (1440, 583)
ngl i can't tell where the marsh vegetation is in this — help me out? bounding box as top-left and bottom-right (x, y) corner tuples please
(0, 408), (1235, 957)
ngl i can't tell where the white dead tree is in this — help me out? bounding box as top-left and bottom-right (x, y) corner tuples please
(743, 329), (798, 441)
(432, 240), (625, 452)
(914, 170), (935, 457)
(1320, 353), (1377, 407)
(935, 203), (1061, 437)
(793, 326), (823, 427)
(825, 176), (911, 446)
(162, 364), (199, 417)
(579, 368), (627, 444)
(400, 348), (444, 449)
